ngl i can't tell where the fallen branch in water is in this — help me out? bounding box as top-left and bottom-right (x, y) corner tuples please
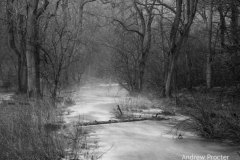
(76, 116), (169, 126)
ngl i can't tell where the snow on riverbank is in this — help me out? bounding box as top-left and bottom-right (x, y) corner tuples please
(0, 92), (14, 103)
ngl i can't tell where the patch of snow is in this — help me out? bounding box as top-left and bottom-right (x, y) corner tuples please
(98, 83), (119, 87)
(0, 93), (14, 103)
(142, 108), (163, 114)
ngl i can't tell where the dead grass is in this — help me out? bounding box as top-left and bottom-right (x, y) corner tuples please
(112, 96), (171, 119)
(0, 97), (96, 160)
(0, 99), (65, 160)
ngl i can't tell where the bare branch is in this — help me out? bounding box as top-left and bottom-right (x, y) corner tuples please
(156, 0), (176, 14)
(37, 0), (49, 18)
(113, 19), (144, 37)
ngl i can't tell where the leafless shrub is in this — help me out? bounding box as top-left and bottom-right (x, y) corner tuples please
(64, 97), (76, 106)
(177, 92), (240, 143)
(112, 96), (154, 119)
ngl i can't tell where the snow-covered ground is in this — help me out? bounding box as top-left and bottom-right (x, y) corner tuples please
(64, 82), (240, 160)
(0, 92), (14, 103)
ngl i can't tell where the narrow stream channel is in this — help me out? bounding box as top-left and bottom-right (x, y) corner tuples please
(64, 82), (240, 160)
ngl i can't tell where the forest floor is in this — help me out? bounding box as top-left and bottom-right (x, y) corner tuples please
(60, 81), (240, 160)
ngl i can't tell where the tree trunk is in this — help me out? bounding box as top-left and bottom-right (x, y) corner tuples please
(230, 0), (239, 46)
(26, 0), (49, 97)
(206, 0), (213, 89)
(62, 0), (70, 85)
(21, 56), (28, 93)
(164, 0), (198, 97)
(18, 55), (23, 92)
(16, 54), (27, 93)
(165, 52), (177, 97)
(26, 4), (38, 97)
(230, 0), (239, 82)
(138, 18), (153, 92)
(79, 1), (84, 32)
(7, 0), (27, 93)
(26, 49), (37, 97)
(218, 3), (226, 49)
(186, 47), (192, 89)
(35, 46), (41, 96)
(52, 80), (59, 100)
(19, 15), (28, 93)
(159, 2), (168, 96)
(164, 0), (182, 97)
(0, 62), (3, 85)
(138, 60), (145, 92)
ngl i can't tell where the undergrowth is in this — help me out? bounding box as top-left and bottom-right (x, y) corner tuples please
(0, 99), (65, 160)
(177, 91), (240, 143)
(0, 97), (97, 160)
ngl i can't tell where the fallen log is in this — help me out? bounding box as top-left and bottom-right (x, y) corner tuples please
(76, 116), (169, 126)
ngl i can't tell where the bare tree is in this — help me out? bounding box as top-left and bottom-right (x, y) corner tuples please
(25, 0), (49, 97)
(38, 0), (97, 99)
(158, 0), (198, 97)
(6, 0), (27, 93)
(197, 0), (214, 89)
(114, 0), (156, 92)
(206, 0), (213, 89)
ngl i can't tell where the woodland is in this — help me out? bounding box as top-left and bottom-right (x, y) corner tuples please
(0, 0), (240, 160)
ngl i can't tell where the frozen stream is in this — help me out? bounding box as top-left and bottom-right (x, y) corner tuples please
(64, 83), (240, 160)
